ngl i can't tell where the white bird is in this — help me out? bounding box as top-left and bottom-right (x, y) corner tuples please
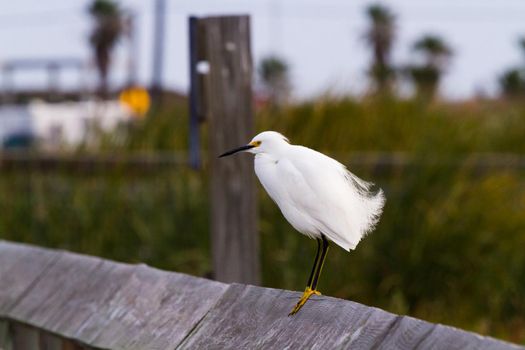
(219, 131), (385, 315)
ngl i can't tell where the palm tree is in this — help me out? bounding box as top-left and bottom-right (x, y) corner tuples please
(364, 4), (396, 94)
(498, 37), (525, 98)
(258, 55), (291, 107)
(88, 0), (123, 96)
(413, 35), (452, 71)
(499, 68), (525, 97)
(519, 37), (525, 55)
(406, 34), (452, 99)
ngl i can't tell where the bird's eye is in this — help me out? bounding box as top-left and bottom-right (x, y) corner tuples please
(253, 141), (262, 147)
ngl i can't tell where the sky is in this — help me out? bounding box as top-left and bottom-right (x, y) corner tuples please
(1, 0), (525, 99)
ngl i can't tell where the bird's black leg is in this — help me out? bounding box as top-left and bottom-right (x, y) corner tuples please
(306, 238), (322, 288)
(289, 236), (328, 316)
(311, 235), (330, 290)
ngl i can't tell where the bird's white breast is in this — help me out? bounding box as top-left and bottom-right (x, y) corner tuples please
(254, 153), (319, 237)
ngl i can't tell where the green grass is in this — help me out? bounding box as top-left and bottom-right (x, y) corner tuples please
(1, 96), (525, 342)
(0, 169), (210, 274)
(259, 97), (525, 154)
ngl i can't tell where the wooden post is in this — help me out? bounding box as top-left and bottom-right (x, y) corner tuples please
(12, 323), (39, 349)
(200, 16), (260, 284)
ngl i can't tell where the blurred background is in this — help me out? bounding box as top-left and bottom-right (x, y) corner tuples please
(1, 0), (525, 344)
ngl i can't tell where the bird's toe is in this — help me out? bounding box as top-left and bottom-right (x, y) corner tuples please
(288, 287), (321, 316)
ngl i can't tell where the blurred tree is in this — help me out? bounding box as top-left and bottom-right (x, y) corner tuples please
(403, 65), (439, 99)
(364, 4), (396, 95)
(405, 34), (452, 99)
(413, 35), (452, 71)
(499, 68), (525, 98)
(88, 0), (124, 97)
(258, 55), (291, 107)
(519, 37), (525, 54)
(499, 37), (525, 98)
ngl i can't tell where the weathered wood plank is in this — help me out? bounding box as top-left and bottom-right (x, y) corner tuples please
(370, 315), (436, 349)
(341, 310), (401, 349)
(2, 246), (141, 348)
(179, 284), (523, 350)
(1, 241), (228, 350)
(86, 265), (228, 350)
(414, 323), (523, 350)
(179, 283), (398, 349)
(0, 241), (62, 315)
(1, 241), (523, 350)
(6, 251), (108, 336)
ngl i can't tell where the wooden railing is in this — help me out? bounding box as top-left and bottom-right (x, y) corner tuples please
(2, 151), (525, 174)
(0, 240), (522, 349)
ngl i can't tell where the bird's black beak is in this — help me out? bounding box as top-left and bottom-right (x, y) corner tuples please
(219, 144), (255, 158)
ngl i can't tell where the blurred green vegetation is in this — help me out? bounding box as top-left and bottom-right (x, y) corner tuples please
(1, 96), (525, 343)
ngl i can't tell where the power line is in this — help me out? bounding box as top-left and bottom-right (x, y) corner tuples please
(0, 19), (85, 30)
(1, 2), (525, 21)
(0, 2), (524, 30)
(0, 7), (79, 20)
(0, 7), (84, 30)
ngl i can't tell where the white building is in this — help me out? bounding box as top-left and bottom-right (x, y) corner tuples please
(0, 100), (133, 149)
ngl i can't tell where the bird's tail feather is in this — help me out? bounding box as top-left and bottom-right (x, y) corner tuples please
(342, 169), (386, 250)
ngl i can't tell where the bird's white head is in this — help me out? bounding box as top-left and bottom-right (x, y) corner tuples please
(219, 131), (290, 158)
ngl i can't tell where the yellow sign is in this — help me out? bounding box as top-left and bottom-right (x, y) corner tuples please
(119, 87), (150, 117)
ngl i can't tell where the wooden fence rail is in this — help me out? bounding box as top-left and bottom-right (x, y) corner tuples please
(0, 241), (523, 350)
(2, 151), (525, 174)
(0, 151), (187, 174)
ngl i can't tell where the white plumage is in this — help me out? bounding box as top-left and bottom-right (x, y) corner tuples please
(219, 130), (385, 315)
(249, 131), (385, 251)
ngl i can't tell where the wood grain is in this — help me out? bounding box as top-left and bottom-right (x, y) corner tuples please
(203, 15), (260, 285)
(179, 283), (398, 349)
(85, 265), (228, 350)
(176, 283), (524, 350)
(0, 241), (228, 350)
(0, 241), (523, 350)
(0, 241), (62, 315)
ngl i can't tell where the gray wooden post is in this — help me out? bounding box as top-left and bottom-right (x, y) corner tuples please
(199, 15), (260, 285)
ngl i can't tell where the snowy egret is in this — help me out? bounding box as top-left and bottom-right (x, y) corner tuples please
(219, 131), (385, 315)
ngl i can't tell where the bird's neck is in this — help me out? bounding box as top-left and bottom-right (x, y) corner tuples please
(255, 151), (283, 163)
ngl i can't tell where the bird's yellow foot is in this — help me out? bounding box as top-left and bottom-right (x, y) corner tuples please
(288, 287), (321, 316)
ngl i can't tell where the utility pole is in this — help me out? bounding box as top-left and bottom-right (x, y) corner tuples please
(126, 11), (138, 87)
(151, 0), (166, 101)
(269, 0), (283, 53)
